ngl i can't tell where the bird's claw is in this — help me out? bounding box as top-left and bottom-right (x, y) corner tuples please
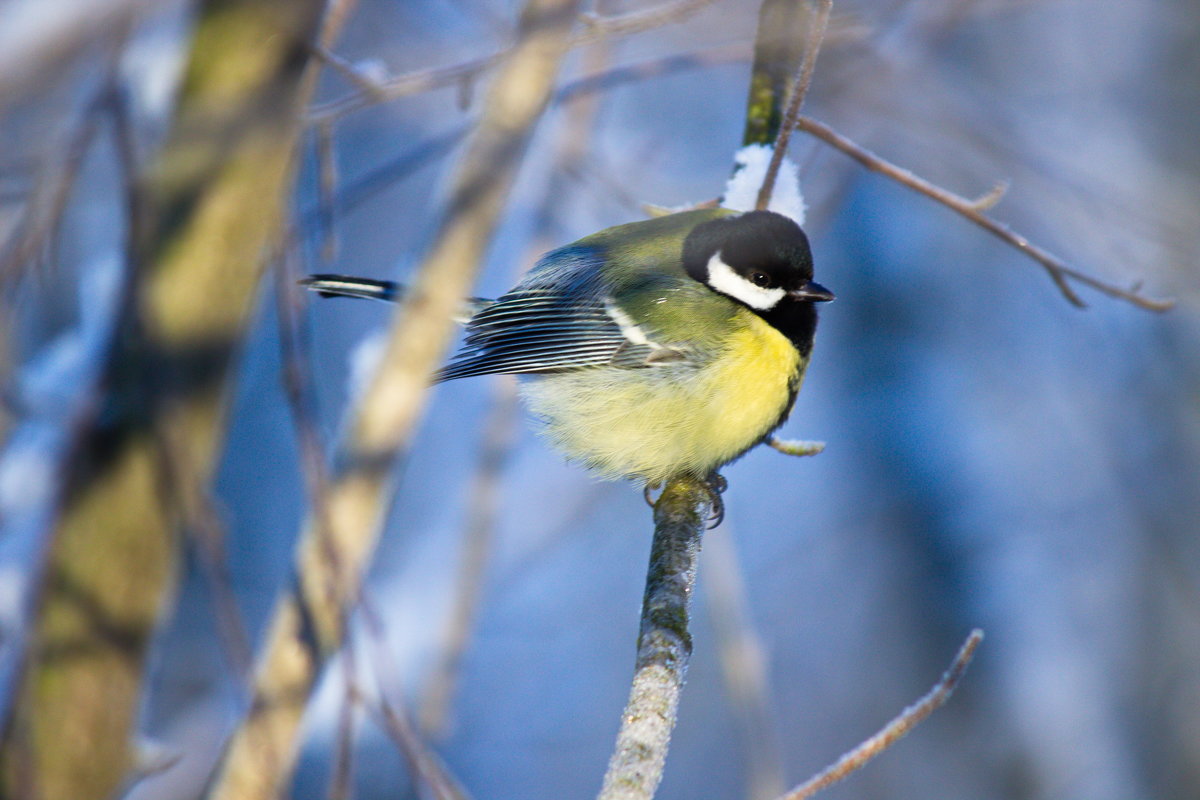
(703, 472), (727, 528)
(643, 474), (726, 528)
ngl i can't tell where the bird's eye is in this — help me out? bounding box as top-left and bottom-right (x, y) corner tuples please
(749, 271), (771, 287)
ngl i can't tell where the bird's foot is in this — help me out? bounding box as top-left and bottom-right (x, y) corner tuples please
(702, 472), (727, 528)
(643, 474), (725, 527)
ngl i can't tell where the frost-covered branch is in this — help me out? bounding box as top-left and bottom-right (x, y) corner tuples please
(754, 0), (832, 210)
(597, 476), (713, 800)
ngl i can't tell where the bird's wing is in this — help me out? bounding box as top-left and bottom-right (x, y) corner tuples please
(436, 287), (694, 381)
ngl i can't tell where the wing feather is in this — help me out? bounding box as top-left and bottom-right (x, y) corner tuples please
(437, 244), (706, 381)
(437, 290), (678, 381)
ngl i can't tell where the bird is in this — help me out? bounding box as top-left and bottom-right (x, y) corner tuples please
(303, 208), (832, 521)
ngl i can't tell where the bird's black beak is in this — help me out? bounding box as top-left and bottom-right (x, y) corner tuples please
(789, 281), (835, 303)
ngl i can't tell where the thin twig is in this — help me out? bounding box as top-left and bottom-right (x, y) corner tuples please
(756, 0), (833, 210)
(306, 44), (750, 225)
(317, 0), (360, 48)
(275, 233), (343, 598)
(308, 53), (500, 122)
(776, 630), (984, 800)
(328, 638), (361, 800)
(794, 115), (1175, 311)
(277, 234), (356, 798)
(557, 42), (751, 107)
(642, 198), (720, 217)
(419, 377), (519, 736)
(164, 438), (255, 685)
(767, 437), (825, 457)
(310, 0), (726, 124)
(312, 44), (385, 98)
(316, 120), (339, 264)
(576, 0), (719, 43)
(597, 476), (713, 800)
(359, 596), (472, 800)
(0, 42), (120, 288)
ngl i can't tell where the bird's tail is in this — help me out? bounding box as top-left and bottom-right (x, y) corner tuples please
(300, 274), (401, 302)
(300, 273), (491, 322)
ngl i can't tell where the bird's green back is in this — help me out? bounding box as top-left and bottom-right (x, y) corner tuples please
(569, 208), (744, 351)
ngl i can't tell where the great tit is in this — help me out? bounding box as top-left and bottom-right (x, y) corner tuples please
(304, 208), (832, 497)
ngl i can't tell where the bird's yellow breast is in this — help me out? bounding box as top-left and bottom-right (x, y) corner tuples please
(519, 310), (803, 485)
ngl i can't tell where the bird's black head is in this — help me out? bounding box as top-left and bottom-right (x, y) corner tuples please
(682, 211), (833, 351)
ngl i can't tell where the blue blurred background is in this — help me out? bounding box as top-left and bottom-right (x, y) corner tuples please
(4, 1), (1199, 798)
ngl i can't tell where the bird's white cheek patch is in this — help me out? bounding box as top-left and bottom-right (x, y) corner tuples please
(706, 253), (785, 310)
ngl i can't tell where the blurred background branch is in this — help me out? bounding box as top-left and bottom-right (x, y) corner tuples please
(310, 0), (713, 124)
(204, 0), (583, 797)
(0, 0), (323, 796)
(0, 0), (154, 107)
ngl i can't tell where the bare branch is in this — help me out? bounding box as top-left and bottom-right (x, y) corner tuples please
(597, 475), (713, 800)
(794, 115), (1175, 311)
(777, 630), (984, 800)
(755, 0), (833, 210)
(741, 0), (808, 149)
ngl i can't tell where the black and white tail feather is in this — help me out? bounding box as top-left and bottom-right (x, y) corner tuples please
(301, 273), (682, 383)
(300, 274), (404, 303)
(301, 274), (490, 321)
